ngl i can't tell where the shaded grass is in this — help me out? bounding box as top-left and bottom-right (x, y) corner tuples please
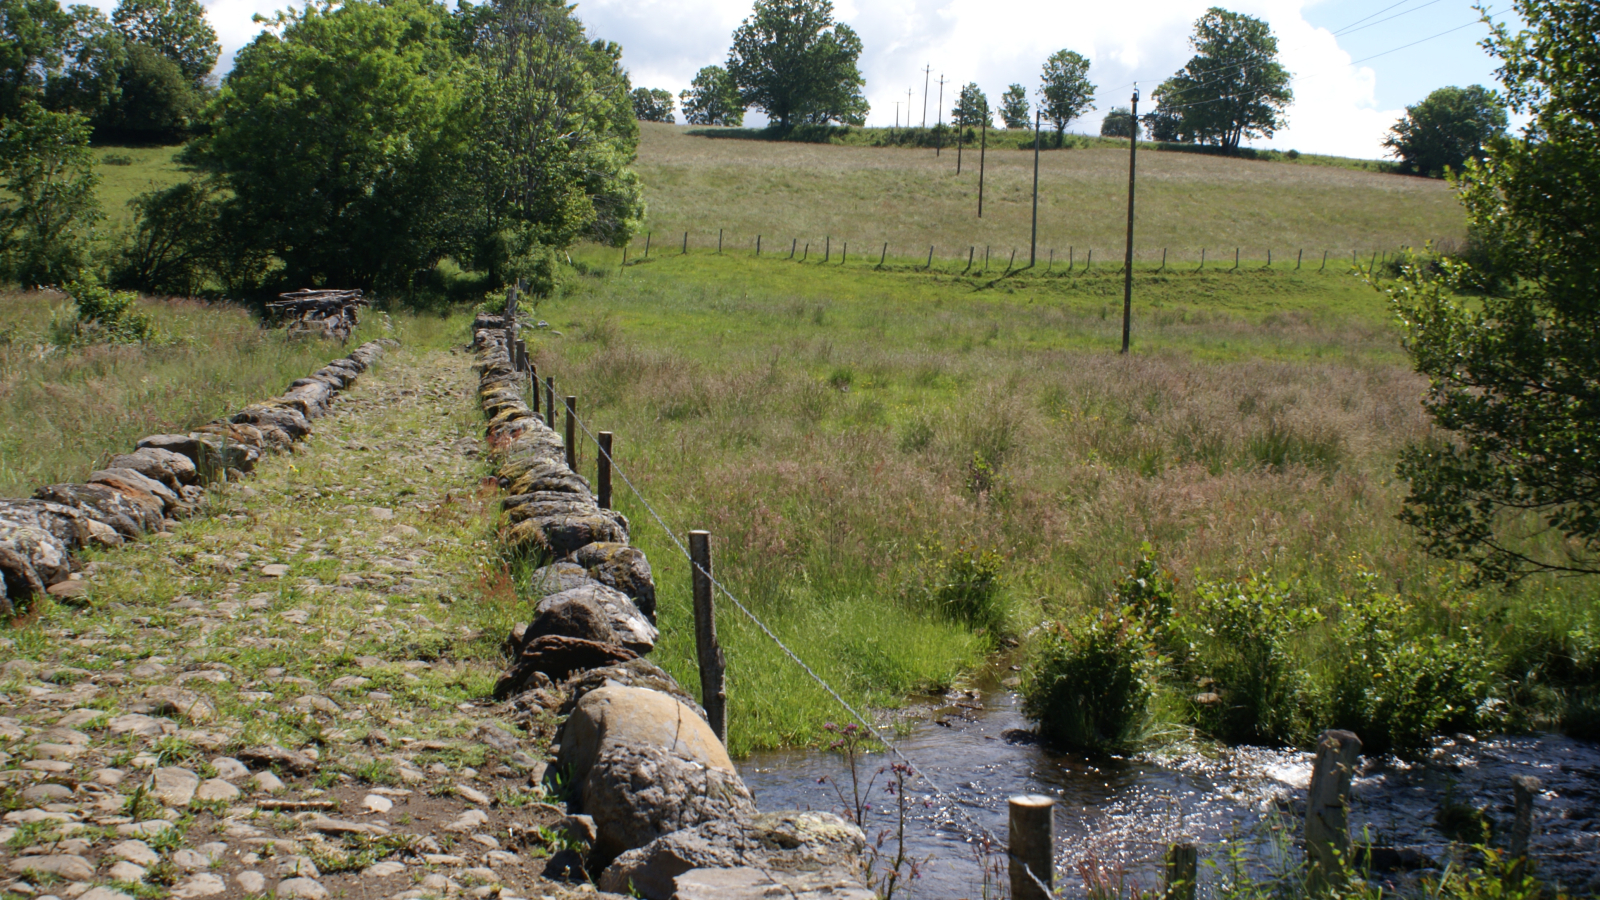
(91, 143), (192, 230)
(530, 250), (1600, 754)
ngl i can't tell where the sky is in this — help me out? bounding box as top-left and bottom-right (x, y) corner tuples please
(93, 0), (1519, 160)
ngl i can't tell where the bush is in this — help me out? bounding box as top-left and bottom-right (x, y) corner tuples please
(910, 541), (1006, 633)
(1323, 578), (1498, 758)
(1022, 611), (1156, 755)
(58, 278), (157, 344)
(1175, 575), (1319, 746)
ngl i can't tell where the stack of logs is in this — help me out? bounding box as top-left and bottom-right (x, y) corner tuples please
(268, 289), (369, 342)
(0, 341), (390, 616)
(470, 316), (874, 899)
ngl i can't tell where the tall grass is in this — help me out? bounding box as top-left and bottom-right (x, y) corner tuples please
(0, 289), (380, 496)
(507, 250), (1600, 755)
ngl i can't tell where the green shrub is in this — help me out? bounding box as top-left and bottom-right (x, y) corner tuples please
(1021, 611), (1156, 755)
(910, 541), (1007, 633)
(1327, 586), (1497, 758)
(1175, 575), (1319, 746)
(58, 278), (157, 344)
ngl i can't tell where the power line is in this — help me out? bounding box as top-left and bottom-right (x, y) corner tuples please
(1331, 0), (1429, 34)
(1334, 0), (1449, 38)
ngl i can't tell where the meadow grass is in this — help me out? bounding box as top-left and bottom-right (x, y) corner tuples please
(631, 122), (1465, 267)
(531, 249), (1598, 754)
(91, 143), (192, 229)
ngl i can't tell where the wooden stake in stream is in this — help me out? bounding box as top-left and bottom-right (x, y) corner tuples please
(1510, 775), (1541, 863)
(1306, 729), (1362, 890)
(1008, 795), (1054, 900)
(689, 530), (727, 742)
(1121, 85), (1139, 355)
(563, 396), (577, 471)
(596, 431), (613, 510)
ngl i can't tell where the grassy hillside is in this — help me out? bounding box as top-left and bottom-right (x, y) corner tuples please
(631, 122), (1467, 266)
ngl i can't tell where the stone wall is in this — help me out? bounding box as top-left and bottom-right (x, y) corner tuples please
(0, 341), (392, 617)
(470, 318), (874, 900)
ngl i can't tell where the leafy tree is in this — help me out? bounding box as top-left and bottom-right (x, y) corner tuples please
(112, 179), (219, 295)
(1383, 84), (1507, 178)
(998, 82), (1029, 129)
(1156, 7), (1292, 153)
(630, 86), (674, 122)
(1100, 106), (1132, 138)
(726, 0), (867, 127)
(951, 81), (989, 129)
(94, 42), (200, 142)
(1390, 0), (1600, 583)
(111, 0), (216, 86)
(0, 101), (100, 283)
(1038, 49), (1094, 139)
(1, 0), (124, 119)
(1143, 103), (1183, 142)
(679, 64), (742, 126)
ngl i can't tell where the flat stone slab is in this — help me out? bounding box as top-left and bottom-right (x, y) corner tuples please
(674, 866), (876, 900)
(6, 854), (96, 881)
(154, 766), (199, 806)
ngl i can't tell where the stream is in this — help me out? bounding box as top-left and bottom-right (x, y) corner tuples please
(740, 685), (1600, 899)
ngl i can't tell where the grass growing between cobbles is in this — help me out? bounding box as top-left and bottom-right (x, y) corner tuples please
(527, 250), (1600, 756)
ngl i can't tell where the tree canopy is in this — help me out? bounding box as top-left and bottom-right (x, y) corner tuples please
(0, 100), (100, 283)
(726, 0), (867, 127)
(1100, 106), (1133, 138)
(111, 0), (217, 86)
(1038, 49), (1094, 137)
(1384, 84), (1507, 178)
(1, 0), (124, 119)
(999, 83), (1029, 129)
(1390, 0), (1600, 583)
(952, 81), (989, 129)
(1153, 7), (1291, 153)
(631, 86), (674, 122)
(680, 64), (742, 126)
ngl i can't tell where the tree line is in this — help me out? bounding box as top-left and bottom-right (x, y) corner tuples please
(1, 0), (646, 297)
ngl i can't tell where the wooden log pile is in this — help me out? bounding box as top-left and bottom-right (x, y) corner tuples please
(267, 289), (369, 341)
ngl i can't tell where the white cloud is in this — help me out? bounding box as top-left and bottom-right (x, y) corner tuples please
(94, 0), (1435, 157)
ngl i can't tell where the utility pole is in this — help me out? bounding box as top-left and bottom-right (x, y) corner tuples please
(935, 74), (946, 156)
(1121, 86), (1140, 355)
(1030, 110), (1041, 266)
(978, 116), (988, 217)
(921, 66), (931, 128)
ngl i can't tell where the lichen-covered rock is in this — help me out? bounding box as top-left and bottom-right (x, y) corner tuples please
(503, 512), (627, 557)
(574, 542), (656, 622)
(673, 866), (877, 900)
(524, 591), (618, 646)
(506, 465), (591, 498)
(534, 583), (655, 654)
(597, 812), (868, 900)
(89, 468), (181, 514)
(229, 404), (311, 441)
(527, 561), (601, 597)
(32, 483), (162, 538)
(504, 492), (599, 520)
(560, 659), (705, 722)
(553, 685), (755, 866)
(494, 636), (637, 697)
(107, 448), (197, 489)
(0, 517), (73, 612)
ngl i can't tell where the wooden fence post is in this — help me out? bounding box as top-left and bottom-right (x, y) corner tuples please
(1164, 843), (1198, 900)
(718, 228), (723, 254)
(1048, 248), (1053, 272)
(544, 377), (555, 428)
(689, 531), (727, 742)
(790, 238), (797, 259)
(530, 363), (539, 414)
(802, 242), (808, 262)
(825, 236), (830, 263)
(1306, 729), (1362, 890)
(644, 232), (650, 258)
(682, 231), (688, 254)
(1198, 248), (1205, 271)
(841, 242), (847, 265)
(1297, 248), (1304, 270)
(564, 396), (577, 471)
(926, 245), (934, 269)
(879, 243), (888, 268)
(1159, 248), (1167, 272)
(1008, 795), (1054, 900)
(756, 234), (761, 257)
(597, 431), (613, 510)
(1321, 249), (1328, 271)
(1510, 775), (1541, 862)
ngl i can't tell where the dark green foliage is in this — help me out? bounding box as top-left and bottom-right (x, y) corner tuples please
(111, 179), (221, 295)
(1390, 0), (1600, 583)
(1176, 575), (1318, 746)
(998, 83), (1029, 130)
(1022, 611), (1155, 755)
(951, 82), (989, 130)
(1, 0), (124, 119)
(913, 541), (1006, 633)
(1327, 587), (1494, 758)
(1100, 106), (1132, 138)
(1153, 7), (1292, 152)
(1384, 85), (1507, 178)
(0, 101), (99, 283)
(111, 0), (217, 86)
(631, 86), (674, 123)
(1038, 49), (1094, 138)
(61, 277), (156, 343)
(679, 65), (742, 126)
(94, 43), (200, 142)
(726, 0), (867, 128)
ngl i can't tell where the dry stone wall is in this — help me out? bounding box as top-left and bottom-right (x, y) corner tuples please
(471, 317), (874, 900)
(0, 341), (392, 617)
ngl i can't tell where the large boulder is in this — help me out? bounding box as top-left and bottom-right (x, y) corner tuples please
(494, 636), (637, 698)
(229, 404), (311, 441)
(32, 483), (159, 538)
(597, 812), (868, 900)
(504, 512), (628, 557)
(0, 518), (73, 613)
(88, 468), (181, 515)
(673, 866), (877, 900)
(106, 448), (197, 490)
(525, 592), (617, 646)
(574, 542), (656, 622)
(553, 685), (755, 867)
(560, 659), (704, 722)
(527, 561), (601, 598)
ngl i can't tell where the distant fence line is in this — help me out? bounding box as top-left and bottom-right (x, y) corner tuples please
(619, 229), (1423, 277)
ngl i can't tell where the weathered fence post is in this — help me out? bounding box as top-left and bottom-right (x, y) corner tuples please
(880, 243), (888, 268)
(564, 396), (577, 471)
(1008, 795), (1054, 900)
(1164, 843), (1198, 900)
(596, 431), (613, 510)
(825, 236), (831, 263)
(1306, 729), (1362, 890)
(841, 242), (847, 265)
(644, 232), (651, 258)
(682, 231), (688, 254)
(1233, 248), (1239, 270)
(515, 339), (527, 373)
(790, 238), (797, 259)
(1006, 248), (1016, 275)
(1266, 248), (1273, 267)
(756, 234), (761, 257)
(1297, 248), (1304, 270)
(1198, 248), (1205, 271)
(529, 363), (539, 414)
(1048, 248), (1054, 272)
(718, 228), (723, 254)
(1510, 775), (1541, 863)
(544, 377), (555, 428)
(1321, 249), (1328, 272)
(926, 245), (934, 269)
(689, 530), (727, 742)
(1159, 248), (1167, 272)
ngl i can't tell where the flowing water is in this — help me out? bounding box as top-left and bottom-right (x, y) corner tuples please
(740, 683), (1600, 899)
